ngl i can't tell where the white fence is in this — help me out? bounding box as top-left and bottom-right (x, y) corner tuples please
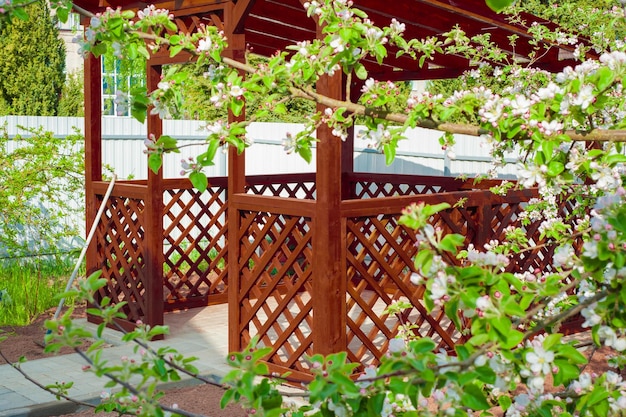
(1, 116), (519, 257)
(1, 116), (518, 180)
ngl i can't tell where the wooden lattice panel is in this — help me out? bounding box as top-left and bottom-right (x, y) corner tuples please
(346, 212), (470, 368)
(351, 174), (466, 199)
(246, 174), (317, 199)
(353, 181), (449, 199)
(163, 185), (228, 310)
(344, 189), (587, 367)
(237, 210), (314, 374)
(94, 194), (147, 324)
(487, 197), (583, 274)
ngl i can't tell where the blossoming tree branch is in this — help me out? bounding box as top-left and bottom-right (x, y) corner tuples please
(3, 0), (626, 416)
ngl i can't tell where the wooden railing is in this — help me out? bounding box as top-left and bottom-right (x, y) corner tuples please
(89, 174), (578, 375)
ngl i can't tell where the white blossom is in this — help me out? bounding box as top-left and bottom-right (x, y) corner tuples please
(197, 37), (212, 52)
(430, 274), (448, 301)
(230, 85), (244, 97)
(510, 95), (532, 116)
(388, 337), (405, 353)
(571, 84), (595, 109)
(526, 345), (554, 375)
(390, 18), (406, 34)
(283, 132), (296, 154)
(329, 35), (345, 53)
(361, 78), (375, 93)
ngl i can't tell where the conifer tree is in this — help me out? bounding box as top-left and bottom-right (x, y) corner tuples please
(0, 1), (66, 115)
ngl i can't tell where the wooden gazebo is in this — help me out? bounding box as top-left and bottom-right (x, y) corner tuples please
(76, 0), (579, 378)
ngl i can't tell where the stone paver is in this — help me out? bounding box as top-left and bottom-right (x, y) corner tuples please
(0, 305), (230, 417)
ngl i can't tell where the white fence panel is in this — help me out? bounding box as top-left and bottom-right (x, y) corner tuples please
(1, 116), (521, 256)
(2, 116), (519, 179)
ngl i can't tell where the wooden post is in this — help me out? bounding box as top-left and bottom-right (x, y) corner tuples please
(474, 192), (492, 250)
(341, 82), (358, 201)
(145, 62), (164, 330)
(84, 49), (102, 278)
(225, 17), (247, 352)
(341, 125), (355, 200)
(312, 31), (347, 355)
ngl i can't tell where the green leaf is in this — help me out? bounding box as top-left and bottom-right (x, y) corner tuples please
(230, 99), (244, 117)
(131, 102), (147, 124)
(220, 388), (236, 409)
(557, 344), (588, 364)
(383, 142), (397, 165)
(57, 7), (69, 23)
(546, 161), (564, 177)
(475, 366), (496, 384)
(502, 299), (526, 317)
(445, 297), (461, 330)
(148, 153), (162, 174)
(542, 140), (554, 159)
(91, 43), (107, 57)
(543, 333), (562, 350)
(591, 399), (610, 417)
(274, 102), (287, 115)
(157, 135), (178, 152)
(553, 359), (579, 386)
(485, 0), (514, 12)
(298, 146), (313, 163)
(461, 383), (490, 410)
(354, 62), (368, 80)
(491, 316), (512, 337)
(498, 395), (512, 411)
(423, 202), (451, 216)
(455, 344), (470, 361)
(137, 45), (151, 60)
(12, 8), (29, 21)
(169, 45), (184, 57)
(189, 171), (208, 192)
(409, 338), (436, 354)
(86, 307), (101, 316)
(595, 66), (615, 91)
(414, 250), (434, 275)
(439, 233), (465, 254)
(108, 17), (124, 38)
(440, 106), (457, 122)
(501, 329), (524, 349)
(367, 393), (385, 416)
(153, 358), (167, 377)
(199, 139), (220, 166)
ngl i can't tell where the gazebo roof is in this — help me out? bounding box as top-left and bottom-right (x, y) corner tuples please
(74, 0), (580, 80)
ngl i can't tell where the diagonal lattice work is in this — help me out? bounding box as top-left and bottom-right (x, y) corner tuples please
(351, 174), (468, 199)
(236, 209), (314, 375)
(163, 184), (228, 310)
(246, 174), (317, 199)
(344, 189), (588, 368)
(485, 196), (584, 274)
(346, 208), (476, 369)
(94, 194), (147, 325)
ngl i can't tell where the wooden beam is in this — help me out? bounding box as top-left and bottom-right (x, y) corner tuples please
(145, 63), (165, 333)
(342, 78), (358, 200)
(84, 52), (102, 278)
(312, 24), (347, 357)
(231, 0), (255, 33)
(224, 1), (248, 352)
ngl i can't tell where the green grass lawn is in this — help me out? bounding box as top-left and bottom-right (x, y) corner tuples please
(0, 257), (79, 326)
